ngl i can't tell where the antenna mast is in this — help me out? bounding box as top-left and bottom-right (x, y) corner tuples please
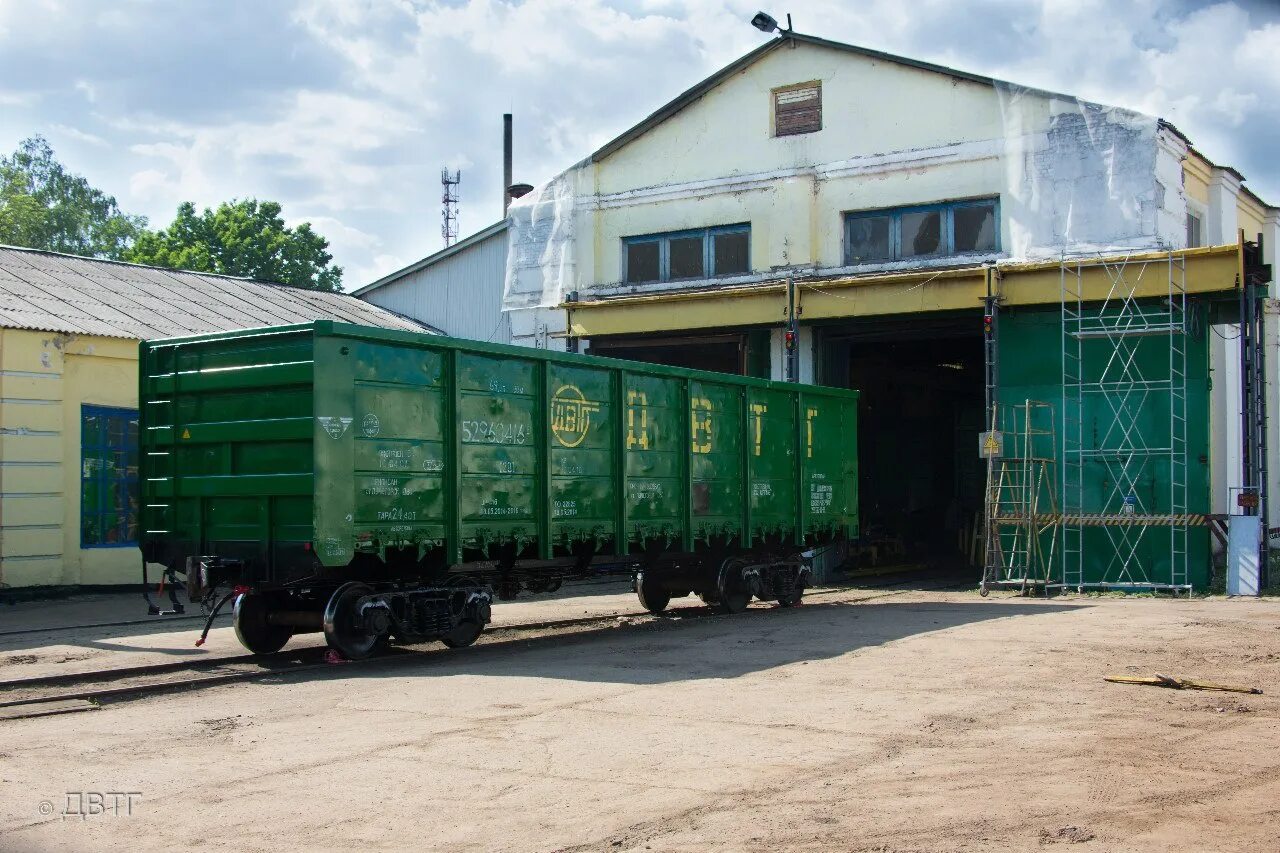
(441, 168), (460, 247)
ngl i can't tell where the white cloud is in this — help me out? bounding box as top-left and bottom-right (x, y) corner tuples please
(128, 168), (173, 203)
(0, 89), (36, 106)
(118, 89), (421, 218)
(346, 253), (408, 290)
(49, 122), (107, 146)
(0, 0), (1276, 292)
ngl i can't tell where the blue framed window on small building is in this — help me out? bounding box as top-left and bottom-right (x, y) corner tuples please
(624, 224), (751, 284)
(81, 404), (140, 548)
(844, 198), (999, 266)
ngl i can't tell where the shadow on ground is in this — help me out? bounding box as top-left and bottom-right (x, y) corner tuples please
(322, 598), (1084, 687)
(0, 578), (637, 656)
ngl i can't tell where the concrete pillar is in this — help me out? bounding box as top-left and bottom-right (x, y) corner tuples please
(1209, 321), (1242, 523)
(1264, 210), (1280, 299)
(1205, 168), (1242, 245)
(1263, 211), (1280, 541)
(1266, 299), (1280, 542)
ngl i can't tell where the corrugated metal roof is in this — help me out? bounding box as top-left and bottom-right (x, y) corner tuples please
(0, 245), (431, 340)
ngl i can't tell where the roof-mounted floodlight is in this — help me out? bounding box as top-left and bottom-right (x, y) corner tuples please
(750, 11), (792, 34)
(750, 11), (778, 32)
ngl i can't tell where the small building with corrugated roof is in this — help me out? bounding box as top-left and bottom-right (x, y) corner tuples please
(0, 245), (428, 589)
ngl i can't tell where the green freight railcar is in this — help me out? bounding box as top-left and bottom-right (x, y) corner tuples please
(139, 322), (859, 657)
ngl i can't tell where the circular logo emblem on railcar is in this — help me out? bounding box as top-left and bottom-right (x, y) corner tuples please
(551, 384), (601, 448)
(362, 413), (381, 437)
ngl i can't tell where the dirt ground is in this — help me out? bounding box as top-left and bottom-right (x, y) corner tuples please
(1, 586), (1279, 853)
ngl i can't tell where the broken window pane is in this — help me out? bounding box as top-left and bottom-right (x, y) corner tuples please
(626, 241), (660, 283)
(900, 210), (942, 257)
(954, 202), (996, 253)
(669, 236), (704, 279)
(713, 230), (749, 275)
(846, 215), (892, 264)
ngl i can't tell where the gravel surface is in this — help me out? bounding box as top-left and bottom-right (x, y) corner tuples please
(2, 587), (1278, 852)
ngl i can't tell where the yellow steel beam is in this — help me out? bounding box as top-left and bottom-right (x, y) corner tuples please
(567, 244), (1241, 337)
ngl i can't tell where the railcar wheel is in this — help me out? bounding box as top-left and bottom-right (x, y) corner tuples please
(440, 577), (486, 649)
(232, 592), (292, 655)
(441, 620), (484, 648)
(715, 558), (752, 614)
(635, 571), (671, 614)
(323, 582), (387, 660)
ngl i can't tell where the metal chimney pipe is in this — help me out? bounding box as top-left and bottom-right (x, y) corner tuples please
(503, 113), (513, 215)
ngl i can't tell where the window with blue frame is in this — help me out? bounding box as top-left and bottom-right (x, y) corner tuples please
(844, 198), (999, 266)
(624, 224), (750, 284)
(81, 405), (140, 548)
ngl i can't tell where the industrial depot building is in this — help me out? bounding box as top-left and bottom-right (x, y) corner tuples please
(360, 30), (1279, 593)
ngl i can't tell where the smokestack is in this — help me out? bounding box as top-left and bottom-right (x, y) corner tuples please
(503, 113), (513, 216)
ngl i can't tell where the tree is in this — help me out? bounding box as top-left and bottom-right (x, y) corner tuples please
(127, 199), (343, 291)
(0, 135), (146, 259)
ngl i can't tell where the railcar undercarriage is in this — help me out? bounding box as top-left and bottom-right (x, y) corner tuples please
(148, 544), (817, 660)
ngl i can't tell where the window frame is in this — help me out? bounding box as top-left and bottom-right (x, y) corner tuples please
(80, 403), (140, 549)
(1186, 210), (1203, 248)
(623, 224), (751, 284)
(843, 197), (1000, 266)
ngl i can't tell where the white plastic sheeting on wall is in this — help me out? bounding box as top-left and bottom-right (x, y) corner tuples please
(996, 84), (1167, 259)
(504, 173), (577, 311)
(500, 55), (1189, 314)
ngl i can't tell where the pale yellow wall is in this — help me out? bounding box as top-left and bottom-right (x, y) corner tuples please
(1183, 155), (1211, 208)
(560, 39), (1184, 297)
(595, 46), (1006, 193)
(0, 328), (140, 588)
(1183, 149), (1274, 243)
(580, 43), (1012, 288)
(1239, 194), (1266, 240)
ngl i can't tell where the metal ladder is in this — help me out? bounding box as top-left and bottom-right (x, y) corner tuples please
(982, 400), (1060, 594)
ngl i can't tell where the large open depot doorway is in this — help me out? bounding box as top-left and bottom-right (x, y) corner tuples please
(821, 316), (986, 580)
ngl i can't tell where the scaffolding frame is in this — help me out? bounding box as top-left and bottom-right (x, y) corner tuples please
(981, 400), (1061, 595)
(1061, 250), (1191, 594)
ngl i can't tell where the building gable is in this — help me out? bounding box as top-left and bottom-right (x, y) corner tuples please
(591, 37), (1013, 195)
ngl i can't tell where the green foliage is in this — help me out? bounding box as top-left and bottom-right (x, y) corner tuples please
(127, 199), (343, 291)
(0, 135), (344, 291)
(0, 135), (146, 259)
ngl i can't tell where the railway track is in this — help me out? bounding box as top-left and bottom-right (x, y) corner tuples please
(0, 576), (964, 721)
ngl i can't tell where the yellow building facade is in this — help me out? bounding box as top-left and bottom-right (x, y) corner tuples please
(0, 329), (141, 586)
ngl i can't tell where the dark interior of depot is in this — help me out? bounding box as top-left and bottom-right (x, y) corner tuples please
(588, 320), (986, 583)
(827, 325), (985, 582)
(593, 336), (746, 375)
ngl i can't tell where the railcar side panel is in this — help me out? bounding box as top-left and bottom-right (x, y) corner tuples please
(142, 322), (860, 583)
(456, 352), (538, 557)
(621, 373), (684, 549)
(548, 363), (618, 553)
(689, 380), (745, 545)
(746, 387), (799, 545)
(348, 339), (447, 562)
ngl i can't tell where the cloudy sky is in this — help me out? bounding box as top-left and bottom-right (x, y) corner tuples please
(0, 0), (1276, 289)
